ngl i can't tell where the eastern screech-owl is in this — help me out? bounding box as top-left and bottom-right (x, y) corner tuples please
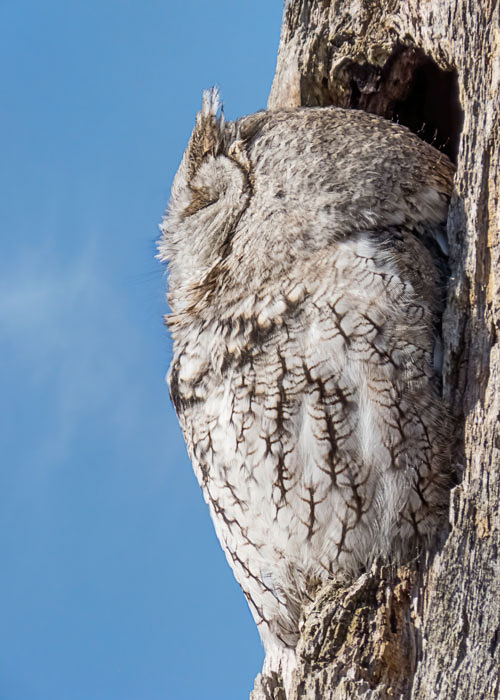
(158, 89), (453, 681)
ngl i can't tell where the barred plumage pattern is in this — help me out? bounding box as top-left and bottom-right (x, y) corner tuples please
(158, 90), (454, 675)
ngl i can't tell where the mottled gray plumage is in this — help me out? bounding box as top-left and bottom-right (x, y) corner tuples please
(158, 89), (454, 681)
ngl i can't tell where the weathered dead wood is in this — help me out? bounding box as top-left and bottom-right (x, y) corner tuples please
(252, 1), (500, 698)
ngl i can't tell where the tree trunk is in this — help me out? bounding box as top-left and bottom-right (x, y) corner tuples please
(252, 1), (500, 698)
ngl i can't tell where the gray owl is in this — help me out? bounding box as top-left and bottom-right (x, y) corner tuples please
(158, 89), (454, 686)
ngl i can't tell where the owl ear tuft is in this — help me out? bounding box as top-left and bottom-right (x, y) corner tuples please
(201, 86), (222, 119)
(186, 87), (228, 179)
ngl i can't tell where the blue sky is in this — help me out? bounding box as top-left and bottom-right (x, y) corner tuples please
(0, 2), (283, 698)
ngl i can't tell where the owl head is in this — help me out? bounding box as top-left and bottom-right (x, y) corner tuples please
(159, 90), (454, 316)
(158, 89), (264, 313)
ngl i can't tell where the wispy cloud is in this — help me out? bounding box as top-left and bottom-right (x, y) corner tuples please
(0, 238), (171, 469)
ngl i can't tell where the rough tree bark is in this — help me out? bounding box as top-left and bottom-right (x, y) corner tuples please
(252, 1), (500, 698)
